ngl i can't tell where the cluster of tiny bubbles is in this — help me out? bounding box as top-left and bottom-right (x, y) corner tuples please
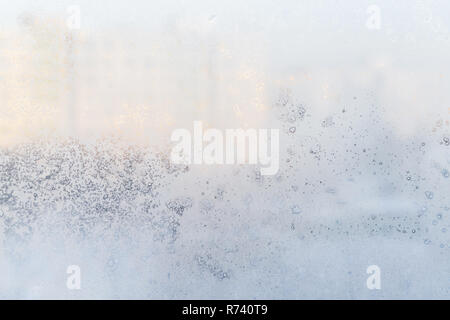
(274, 89), (307, 134)
(261, 88), (450, 253)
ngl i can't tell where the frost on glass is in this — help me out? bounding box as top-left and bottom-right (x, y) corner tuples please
(0, 0), (449, 299)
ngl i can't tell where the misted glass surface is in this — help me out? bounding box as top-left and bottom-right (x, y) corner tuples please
(0, 0), (449, 299)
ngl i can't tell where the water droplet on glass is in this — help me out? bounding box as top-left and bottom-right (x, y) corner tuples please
(291, 205), (302, 215)
(443, 137), (450, 146)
